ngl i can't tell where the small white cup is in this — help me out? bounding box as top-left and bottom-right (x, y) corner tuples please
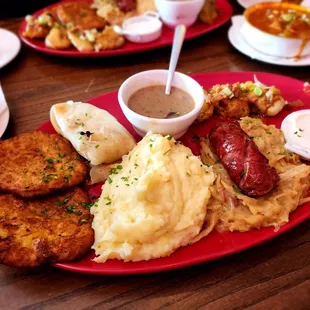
(154, 0), (205, 28)
(118, 70), (204, 139)
(121, 12), (163, 43)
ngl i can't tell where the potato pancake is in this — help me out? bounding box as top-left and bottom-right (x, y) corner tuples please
(0, 187), (94, 267)
(56, 2), (107, 30)
(0, 131), (88, 198)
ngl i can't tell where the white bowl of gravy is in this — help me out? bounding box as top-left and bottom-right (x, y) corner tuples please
(118, 70), (204, 139)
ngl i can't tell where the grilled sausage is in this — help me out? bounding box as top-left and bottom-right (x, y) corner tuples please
(209, 122), (280, 197)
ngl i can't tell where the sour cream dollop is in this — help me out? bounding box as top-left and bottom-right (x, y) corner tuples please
(281, 110), (310, 160)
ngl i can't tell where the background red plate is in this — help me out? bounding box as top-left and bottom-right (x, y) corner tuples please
(19, 0), (232, 57)
(38, 71), (310, 275)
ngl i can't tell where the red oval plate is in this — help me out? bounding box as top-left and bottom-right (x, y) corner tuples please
(38, 72), (310, 275)
(19, 0), (232, 57)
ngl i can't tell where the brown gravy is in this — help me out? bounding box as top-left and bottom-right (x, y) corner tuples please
(127, 85), (195, 119)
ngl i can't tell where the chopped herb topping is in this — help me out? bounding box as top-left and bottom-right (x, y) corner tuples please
(244, 119), (252, 124)
(58, 153), (65, 158)
(150, 138), (155, 142)
(186, 155), (190, 159)
(266, 131), (272, 135)
(163, 149), (171, 155)
(288, 152), (293, 157)
(95, 144), (100, 148)
(134, 177), (138, 181)
(40, 173), (58, 183)
(81, 201), (95, 209)
(279, 151), (286, 155)
(167, 135), (173, 140)
(232, 184), (241, 193)
(240, 169), (247, 177)
(121, 176), (129, 182)
(110, 165), (123, 175)
(25, 185), (30, 189)
(107, 176), (113, 184)
(104, 196), (112, 205)
(186, 172), (191, 177)
(134, 163), (139, 169)
(299, 128), (304, 132)
(63, 174), (72, 183)
(45, 158), (54, 164)
(150, 144), (153, 148)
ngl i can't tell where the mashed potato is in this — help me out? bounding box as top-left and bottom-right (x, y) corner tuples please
(91, 133), (214, 262)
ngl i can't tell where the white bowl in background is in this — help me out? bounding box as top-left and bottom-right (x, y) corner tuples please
(241, 2), (310, 58)
(118, 70), (204, 139)
(115, 12), (162, 44)
(154, 0), (205, 28)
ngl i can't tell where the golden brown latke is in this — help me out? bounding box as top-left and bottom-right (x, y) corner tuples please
(0, 187), (94, 267)
(0, 131), (88, 198)
(56, 2), (107, 30)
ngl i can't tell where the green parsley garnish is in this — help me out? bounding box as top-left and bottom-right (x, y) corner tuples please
(134, 163), (139, 169)
(232, 184), (241, 193)
(253, 86), (263, 96)
(45, 158), (54, 164)
(266, 131), (272, 135)
(81, 202), (95, 209)
(58, 153), (65, 158)
(167, 135), (173, 140)
(163, 149), (171, 155)
(63, 174), (72, 183)
(240, 169), (247, 177)
(108, 176), (113, 184)
(95, 144), (100, 149)
(40, 173), (58, 183)
(104, 196), (112, 205)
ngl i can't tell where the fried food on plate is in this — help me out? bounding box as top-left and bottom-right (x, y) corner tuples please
(23, 9), (60, 39)
(50, 101), (135, 165)
(91, 133), (214, 262)
(56, 2), (107, 30)
(0, 187), (94, 267)
(196, 76), (287, 123)
(136, 0), (157, 14)
(95, 26), (125, 50)
(0, 131), (88, 198)
(199, 0), (218, 24)
(45, 26), (72, 49)
(195, 117), (310, 241)
(93, 0), (136, 25)
(67, 28), (94, 52)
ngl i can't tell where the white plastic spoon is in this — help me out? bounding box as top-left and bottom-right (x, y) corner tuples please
(165, 24), (187, 95)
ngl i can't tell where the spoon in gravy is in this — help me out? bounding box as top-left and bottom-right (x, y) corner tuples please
(165, 24), (187, 95)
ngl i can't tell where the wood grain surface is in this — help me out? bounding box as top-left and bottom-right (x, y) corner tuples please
(0, 2), (309, 309)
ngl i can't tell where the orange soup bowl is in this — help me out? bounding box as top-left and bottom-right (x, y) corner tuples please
(240, 2), (310, 58)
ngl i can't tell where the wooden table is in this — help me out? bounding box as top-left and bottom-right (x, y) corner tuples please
(0, 2), (309, 309)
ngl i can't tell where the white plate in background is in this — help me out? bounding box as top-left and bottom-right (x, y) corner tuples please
(237, 0), (310, 9)
(0, 28), (21, 70)
(0, 84), (10, 138)
(228, 15), (310, 67)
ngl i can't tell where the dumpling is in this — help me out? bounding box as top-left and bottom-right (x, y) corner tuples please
(50, 101), (136, 165)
